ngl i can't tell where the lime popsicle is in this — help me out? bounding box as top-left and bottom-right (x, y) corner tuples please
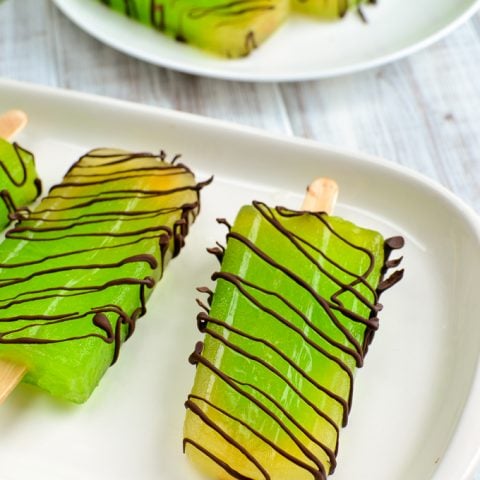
(0, 110), (41, 229)
(0, 148), (209, 403)
(184, 179), (403, 479)
(99, 0), (289, 57)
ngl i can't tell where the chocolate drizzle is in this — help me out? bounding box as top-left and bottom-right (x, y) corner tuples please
(188, 2), (275, 20)
(150, 0), (166, 31)
(0, 148), (209, 367)
(0, 141), (42, 227)
(184, 202), (403, 479)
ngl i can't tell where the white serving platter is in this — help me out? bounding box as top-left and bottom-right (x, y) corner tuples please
(0, 78), (479, 480)
(53, 0), (480, 82)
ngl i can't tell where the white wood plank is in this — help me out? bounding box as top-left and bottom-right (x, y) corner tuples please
(0, 0), (59, 85)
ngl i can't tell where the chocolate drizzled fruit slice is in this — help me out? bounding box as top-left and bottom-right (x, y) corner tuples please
(0, 110), (42, 229)
(184, 178), (403, 479)
(291, 0), (372, 19)
(99, 0), (289, 57)
(0, 148), (210, 404)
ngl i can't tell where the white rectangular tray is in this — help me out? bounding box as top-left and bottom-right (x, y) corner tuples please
(0, 78), (479, 480)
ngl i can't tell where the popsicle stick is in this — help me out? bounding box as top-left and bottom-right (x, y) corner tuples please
(0, 110), (29, 403)
(0, 110), (28, 140)
(302, 177), (339, 214)
(0, 361), (27, 404)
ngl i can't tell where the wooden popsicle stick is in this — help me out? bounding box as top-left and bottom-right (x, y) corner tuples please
(0, 110), (28, 140)
(0, 109), (29, 403)
(0, 361), (27, 404)
(302, 177), (338, 214)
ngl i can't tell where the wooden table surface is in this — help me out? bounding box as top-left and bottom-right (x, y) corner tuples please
(0, 0), (479, 479)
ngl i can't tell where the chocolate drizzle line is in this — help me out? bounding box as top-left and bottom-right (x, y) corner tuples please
(0, 148), (210, 366)
(185, 202), (403, 479)
(0, 142), (42, 225)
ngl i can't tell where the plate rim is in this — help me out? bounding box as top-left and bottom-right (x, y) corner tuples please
(52, 0), (480, 82)
(0, 77), (479, 479)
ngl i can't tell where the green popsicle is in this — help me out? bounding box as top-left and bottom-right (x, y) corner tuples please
(0, 110), (41, 229)
(99, 0), (289, 57)
(0, 148), (209, 403)
(184, 182), (403, 479)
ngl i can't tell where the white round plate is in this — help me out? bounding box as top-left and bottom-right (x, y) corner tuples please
(53, 0), (480, 82)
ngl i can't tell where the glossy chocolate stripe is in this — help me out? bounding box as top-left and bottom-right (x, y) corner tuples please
(75, 150), (170, 166)
(67, 167), (189, 178)
(38, 185), (204, 210)
(183, 439), (256, 480)
(60, 170), (190, 184)
(0, 277), (154, 310)
(10, 209), (187, 233)
(0, 254), (157, 288)
(0, 234), (169, 269)
(49, 170), (191, 190)
(49, 184), (204, 196)
(6, 224), (172, 241)
(0, 312), (82, 323)
(189, 4), (275, 20)
(0, 190), (17, 216)
(23, 206), (184, 223)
